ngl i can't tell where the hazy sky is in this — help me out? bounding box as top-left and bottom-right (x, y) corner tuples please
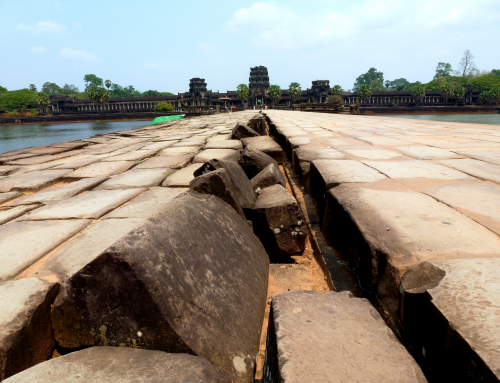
(1, 0), (499, 93)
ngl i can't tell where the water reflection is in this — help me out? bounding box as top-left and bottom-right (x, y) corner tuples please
(0, 120), (150, 154)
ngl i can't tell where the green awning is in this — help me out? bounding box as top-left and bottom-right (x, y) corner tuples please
(149, 115), (185, 125)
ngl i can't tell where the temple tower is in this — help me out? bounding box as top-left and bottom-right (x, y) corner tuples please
(308, 80), (331, 103)
(189, 78), (208, 106)
(249, 66), (270, 106)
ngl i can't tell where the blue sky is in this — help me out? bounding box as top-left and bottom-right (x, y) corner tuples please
(1, 0), (499, 93)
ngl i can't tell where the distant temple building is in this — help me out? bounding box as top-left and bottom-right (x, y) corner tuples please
(45, 66), (479, 114)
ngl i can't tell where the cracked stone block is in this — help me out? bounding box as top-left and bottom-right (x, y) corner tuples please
(19, 189), (144, 221)
(240, 136), (284, 164)
(3, 347), (231, 383)
(239, 145), (279, 179)
(204, 140), (243, 150)
(248, 114), (268, 135)
(95, 169), (171, 190)
(135, 155), (192, 169)
(48, 193), (268, 382)
(100, 150), (156, 162)
(66, 161), (135, 179)
(231, 121), (260, 140)
(362, 160), (474, 180)
(0, 205), (38, 225)
(193, 149), (240, 164)
(190, 169), (245, 218)
(250, 163), (287, 191)
(0, 219), (90, 282)
(0, 170), (71, 193)
(162, 163), (204, 187)
(250, 184), (306, 256)
(0, 166), (20, 176)
(0, 192), (22, 205)
(268, 290), (426, 383)
(194, 159), (255, 209)
(159, 146), (201, 156)
(0, 278), (59, 381)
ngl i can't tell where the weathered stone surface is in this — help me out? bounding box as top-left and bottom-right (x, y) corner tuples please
(190, 169), (245, 217)
(20, 189), (144, 220)
(194, 159), (255, 209)
(363, 160), (475, 180)
(240, 136), (284, 163)
(269, 290), (426, 383)
(250, 163), (286, 190)
(0, 170), (71, 193)
(135, 154), (192, 169)
(0, 219), (90, 282)
(251, 184), (306, 256)
(101, 150), (156, 162)
(323, 185), (500, 320)
(6, 177), (107, 207)
(95, 169), (171, 189)
(0, 166), (20, 176)
(51, 193), (268, 382)
(437, 158), (500, 184)
(106, 187), (187, 218)
(395, 146), (460, 160)
(51, 156), (100, 170)
(0, 278), (59, 381)
(193, 149), (240, 163)
(0, 205), (38, 224)
(162, 163), (204, 187)
(66, 161), (135, 178)
(460, 149), (500, 165)
(239, 145), (279, 179)
(140, 141), (175, 151)
(159, 146), (201, 156)
(248, 114), (268, 135)
(345, 149), (402, 160)
(204, 140), (243, 150)
(0, 192), (22, 205)
(292, 147), (346, 179)
(231, 121), (260, 139)
(4, 347), (231, 383)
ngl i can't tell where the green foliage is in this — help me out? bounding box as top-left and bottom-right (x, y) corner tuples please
(0, 89), (38, 110)
(41, 82), (62, 95)
(454, 85), (465, 103)
(87, 86), (110, 107)
(268, 85), (282, 104)
(141, 90), (175, 97)
(492, 70), (500, 77)
(470, 75), (500, 93)
(440, 83), (455, 105)
(371, 80), (386, 91)
(0, 85), (6, 93)
(287, 82), (301, 101)
(61, 84), (80, 96)
(111, 84), (141, 98)
(36, 93), (49, 107)
(411, 85), (425, 104)
(155, 102), (174, 111)
(331, 85), (343, 95)
(490, 87), (500, 104)
(387, 78), (409, 90)
(434, 62), (453, 79)
(479, 91), (490, 104)
(327, 94), (344, 104)
(83, 74), (103, 90)
(29, 84), (37, 92)
(105, 80), (112, 90)
(236, 84), (249, 101)
(31, 108), (38, 114)
(358, 84), (372, 102)
(353, 68), (384, 91)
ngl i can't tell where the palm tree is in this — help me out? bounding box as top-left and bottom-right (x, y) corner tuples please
(331, 85), (343, 95)
(453, 85), (465, 105)
(440, 83), (454, 106)
(105, 80), (112, 90)
(87, 86), (110, 113)
(36, 93), (49, 114)
(358, 84), (372, 104)
(268, 85), (282, 106)
(288, 82), (301, 108)
(236, 84), (249, 108)
(411, 85), (425, 106)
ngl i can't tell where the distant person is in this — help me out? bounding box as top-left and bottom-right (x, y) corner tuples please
(253, 105), (255, 110)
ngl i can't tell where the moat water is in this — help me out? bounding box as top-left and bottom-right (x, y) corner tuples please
(385, 113), (500, 126)
(0, 120), (150, 155)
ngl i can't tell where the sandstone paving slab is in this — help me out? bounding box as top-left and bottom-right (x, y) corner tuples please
(269, 290), (426, 383)
(105, 187), (187, 219)
(0, 277), (59, 381)
(357, 136), (415, 146)
(100, 150), (156, 162)
(162, 163), (204, 187)
(50, 141), (88, 150)
(204, 140), (243, 150)
(159, 146), (201, 156)
(240, 136), (284, 163)
(231, 121), (260, 139)
(239, 146), (279, 179)
(95, 169), (171, 189)
(363, 160), (475, 180)
(139, 141), (176, 151)
(51, 156), (100, 170)
(395, 146), (461, 160)
(171, 141), (205, 148)
(423, 182), (500, 236)
(251, 163), (287, 190)
(460, 149), (500, 165)
(193, 149), (240, 163)
(3, 347), (231, 383)
(0, 205), (38, 224)
(20, 188), (144, 220)
(28, 146), (71, 155)
(0, 169), (71, 193)
(0, 192), (22, 205)
(135, 155), (192, 169)
(65, 160), (135, 178)
(345, 149), (402, 160)
(437, 158), (500, 184)
(0, 219), (90, 282)
(0, 166), (20, 176)
(5, 153), (74, 166)
(324, 185), (500, 320)
(6, 177), (108, 207)
(51, 193), (268, 382)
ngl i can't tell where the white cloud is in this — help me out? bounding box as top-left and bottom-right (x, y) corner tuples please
(18, 21), (66, 34)
(59, 48), (99, 62)
(198, 43), (213, 51)
(29, 46), (46, 53)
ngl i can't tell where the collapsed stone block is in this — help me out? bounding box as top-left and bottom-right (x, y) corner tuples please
(266, 290), (427, 383)
(240, 136), (284, 164)
(0, 278), (59, 381)
(239, 145), (279, 179)
(250, 163), (286, 191)
(190, 169), (245, 218)
(194, 159), (255, 209)
(231, 121), (260, 140)
(44, 193), (269, 382)
(248, 114), (268, 135)
(3, 347), (231, 383)
(250, 184), (306, 256)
